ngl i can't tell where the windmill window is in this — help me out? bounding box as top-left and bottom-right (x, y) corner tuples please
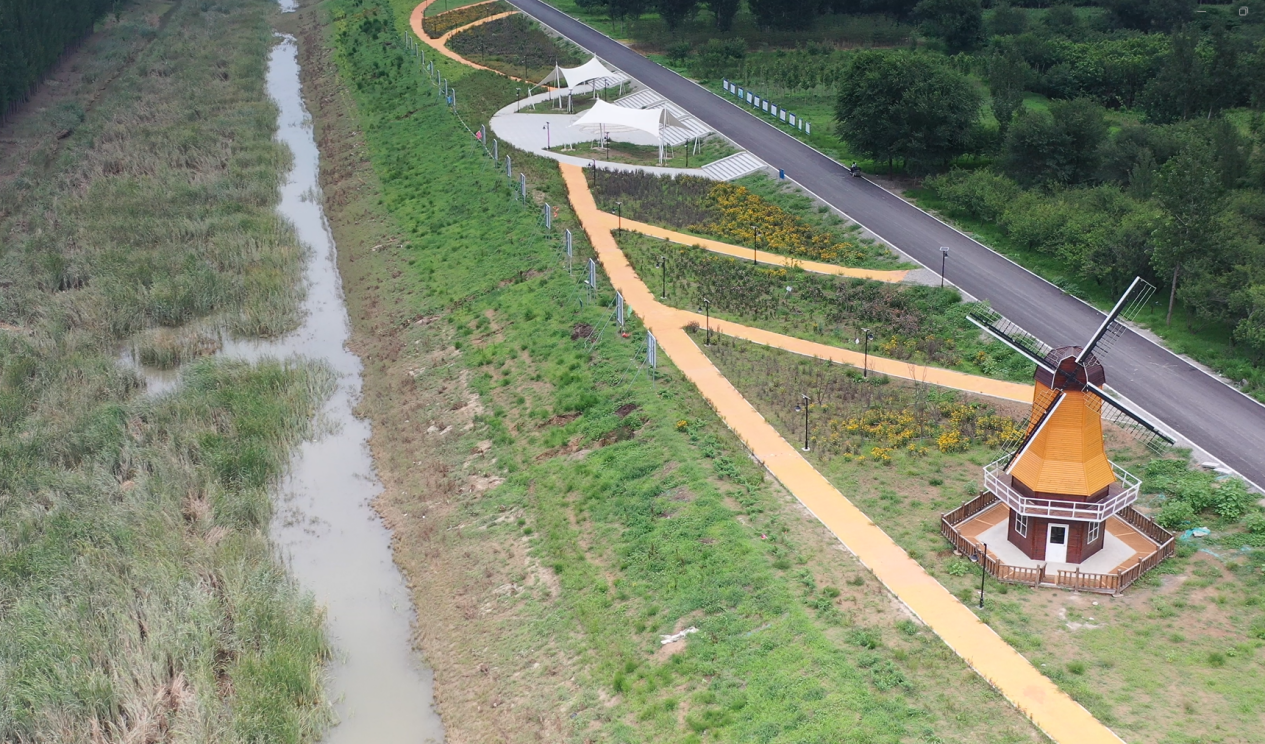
(1087, 520), (1101, 544)
(1015, 513), (1029, 538)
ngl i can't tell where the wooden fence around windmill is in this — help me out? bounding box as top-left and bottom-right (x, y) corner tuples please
(941, 493), (1176, 596)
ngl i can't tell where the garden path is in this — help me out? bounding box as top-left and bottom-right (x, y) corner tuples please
(562, 161), (1124, 744)
(607, 213), (911, 284)
(411, 0), (534, 82)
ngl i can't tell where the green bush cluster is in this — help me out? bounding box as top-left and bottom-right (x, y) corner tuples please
(1145, 459), (1258, 530)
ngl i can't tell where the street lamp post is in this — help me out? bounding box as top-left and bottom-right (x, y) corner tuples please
(543, 121), (550, 150)
(702, 298), (711, 346)
(939, 246), (949, 289)
(616, 202), (622, 233)
(970, 542), (988, 609)
(656, 255), (667, 299)
(796, 394), (810, 451)
(751, 226), (760, 265)
(861, 328), (874, 378)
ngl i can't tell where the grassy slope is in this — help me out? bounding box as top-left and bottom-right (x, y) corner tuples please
(706, 339), (1265, 744)
(321, 0), (1044, 741)
(0, 0), (333, 740)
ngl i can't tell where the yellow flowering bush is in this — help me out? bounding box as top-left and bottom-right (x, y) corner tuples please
(692, 183), (866, 265)
(937, 430), (967, 453)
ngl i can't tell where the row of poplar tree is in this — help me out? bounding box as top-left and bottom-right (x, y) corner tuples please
(0, 0), (123, 116)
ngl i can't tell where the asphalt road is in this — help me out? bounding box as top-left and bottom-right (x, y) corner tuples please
(506, 0), (1265, 489)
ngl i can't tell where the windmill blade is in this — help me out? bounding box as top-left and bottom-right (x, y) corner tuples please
(994, 386), (1061, 466)
(967, 309), (1054, 371)
(1004, 390), (1065, 470)
(1077, 277), (1155, 363)
(1085, 384), (1174, 453)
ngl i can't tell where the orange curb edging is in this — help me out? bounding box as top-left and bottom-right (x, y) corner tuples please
(560, 161), (1125, 744)
(604, 211), (910, 283)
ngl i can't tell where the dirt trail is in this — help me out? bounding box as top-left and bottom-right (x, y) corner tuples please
(561, 161), (1126, 744)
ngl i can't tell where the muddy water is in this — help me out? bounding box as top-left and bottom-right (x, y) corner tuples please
(116, 27), (444, 744)
(239, 35), (444, 743)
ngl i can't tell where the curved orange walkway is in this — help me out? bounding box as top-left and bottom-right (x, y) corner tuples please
(562, 161), (1123, 744)
(609, 213), (910, 283)
(411, 0), (535, 83)
(674, 309), (1033, 403)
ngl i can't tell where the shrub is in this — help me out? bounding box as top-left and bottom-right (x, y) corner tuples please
(1212, 479), (1253, 521)
(1245, 512), (1265, 535)
(926, 169), (1023, 223)
(1156, 499), (1197, 531)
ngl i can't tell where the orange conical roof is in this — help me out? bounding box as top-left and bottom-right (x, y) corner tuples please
(1009, 382), (1115, 498)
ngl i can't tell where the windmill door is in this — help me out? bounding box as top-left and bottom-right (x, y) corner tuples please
(1046, 523), (1069, 563)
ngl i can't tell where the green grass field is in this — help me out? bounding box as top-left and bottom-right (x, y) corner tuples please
(326, 0), (1050, 739)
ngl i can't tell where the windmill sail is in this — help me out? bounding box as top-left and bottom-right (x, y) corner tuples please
(1084, 384), (1174, 453)
(1077, 277), (1155, 362)
(967, 309), (1052, 368)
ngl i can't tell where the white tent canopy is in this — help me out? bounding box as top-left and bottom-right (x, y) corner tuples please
(570, 99), (687, 141)
(539, 57), (617, 89)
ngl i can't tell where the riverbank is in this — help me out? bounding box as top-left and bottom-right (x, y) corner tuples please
(305, 0), (1046, 739)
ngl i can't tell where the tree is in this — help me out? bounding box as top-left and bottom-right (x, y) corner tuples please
(988, 2), (1028, 36)
(1152, 139), (1226, 325)
(1002, 98), (1107, 186)
(690, 38), (746, 78)
(1234, 285), (1265, 362)
(1140, 28), (1206, 124)
(749, 0), (822, 29)
(987, 50), (1029, 137)
(1042, 4), (1084, 39)
(836, 51), (983, 172)
(703, 0), (741, 30)
(1204, 25), (1252, 116)
(656, 0), (699, 29)
(915, 0), (986, 53)
(1106, 0), (1194, 32)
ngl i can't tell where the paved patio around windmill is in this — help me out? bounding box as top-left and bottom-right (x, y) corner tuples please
(954, 502), (1164, 575)
(942, 494), (1175, 594)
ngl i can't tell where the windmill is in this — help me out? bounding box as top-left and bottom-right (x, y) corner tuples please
(965, 277), (1175, 565)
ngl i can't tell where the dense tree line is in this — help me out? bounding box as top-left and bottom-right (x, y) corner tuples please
(0, 0), (124, 115)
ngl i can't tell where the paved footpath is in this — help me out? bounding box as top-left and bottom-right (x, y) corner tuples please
(411, 0), (535, 82)
(562, 161), (1125, 744)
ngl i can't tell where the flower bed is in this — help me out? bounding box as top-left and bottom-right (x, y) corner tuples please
(704, 338), (1020, 462)
(619, 231), (1036, 380)
(593, 170), (887, 267)
(447, 15), (584, 82)
(423, 1), (512, 38)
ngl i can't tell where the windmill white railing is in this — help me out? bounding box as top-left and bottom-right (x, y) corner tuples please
(983, 457), (1140, 521)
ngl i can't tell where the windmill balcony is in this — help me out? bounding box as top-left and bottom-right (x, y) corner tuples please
(983, 456), (1141, 521)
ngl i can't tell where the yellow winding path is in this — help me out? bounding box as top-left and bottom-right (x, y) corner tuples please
(411, 0), (536, 83)
(607, 213), (911, 283)
(562, 162), (1124, 744)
